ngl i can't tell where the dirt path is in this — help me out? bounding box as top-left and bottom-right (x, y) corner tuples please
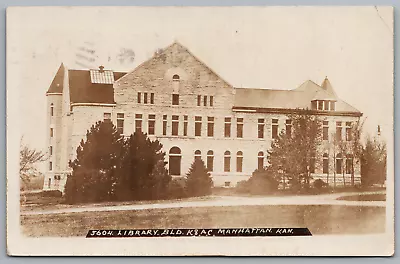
(21, 191), (386, 216)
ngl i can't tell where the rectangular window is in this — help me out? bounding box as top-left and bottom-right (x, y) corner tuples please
(183, 115), (188, 136)
(103, 112), (111, 121)
(224, 156), (231, 172)
(310, 157), (316, 173)
(49, 161), (53, 171)
(144, 93), (148, 104)
(336, 121), (342, 141)
(272, 119), (278, 139)
(49, 146), (53, 156)
(172, 115), (179, 136)
(336, 158), (342, 174)
(258, 156), (264, 171)
(317, 101), (323, 110)
(197, 95), (201, 106)
(237, 118), (243, 138)
(148, 114), (156, 135)
(224, 117), (231, 137)
(50, 106), (54, 117)
(311, 101), (317, 110)
(50, 128), (54, 137)
(207, 154), (214, 172)
(195, 116), (202, 136)
(117, 113), (124, 134)
(323, 121), (329, 140)
(210, 96), (214, 107)
(258, 119), (265, 139)
(135, 114), (142, 133)
(163, 115), (167, 136)
(150, 93), (155, 104)
(346, 157), (353, 174)
(137, 92), (141, 103)
(286, 119), (292, 137)
(330, 101), (336, 111)
(207, 117), (214, 137)
(323, 101), (329, 110)
(236, 156), (243, 172)
(172, 94), (179, 105)
(346, 122), (352, 141)
(203, 96), (207, 106)
(323, 158), (329, 174)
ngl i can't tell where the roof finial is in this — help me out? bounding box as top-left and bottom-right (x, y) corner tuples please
(99, 65), (105, 73)
(325, 75), (328, 80)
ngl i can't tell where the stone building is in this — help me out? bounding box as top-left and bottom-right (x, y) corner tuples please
(44, 42), (362, 191)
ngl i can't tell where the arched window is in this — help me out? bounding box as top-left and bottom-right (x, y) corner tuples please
(50, 103), (54, 117)
(169, 147), (181, 176)
(172, 74), (180, 81)
(236, 151), (243, 172)
(346, 154), (353, 174)
(258, 151), (264, 170)
(323, 153), (329, 174)
(194, 150), (201, 161)
(336, 153), (343, 174)
(207, 150), (214, 171)
(224, 151), (231, 172)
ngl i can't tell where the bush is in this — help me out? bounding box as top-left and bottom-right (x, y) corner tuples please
(237, 169), (279, 195)
(167, 179), (187, 199)
(41, 190), (63, 198)
(313, 179), (327, 190)
(185, 159), (213, 197)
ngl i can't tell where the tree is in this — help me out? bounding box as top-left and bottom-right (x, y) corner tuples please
(361, 136), (387, 187)
(267, 110), (323, 190)
(65, 121), (123, 203)
(20, 138), (47, 186)
(185, 158), (213, 197)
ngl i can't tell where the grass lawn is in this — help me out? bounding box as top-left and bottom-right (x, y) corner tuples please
(21, 204), (385, 237)
(337, 193), (386, 201)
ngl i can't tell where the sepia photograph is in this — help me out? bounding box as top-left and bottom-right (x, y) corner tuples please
(6, 6), (394, 256)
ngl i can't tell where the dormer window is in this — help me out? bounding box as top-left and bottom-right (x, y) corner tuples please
(312, 100), (336, 111)
(172, 74), (180, 81)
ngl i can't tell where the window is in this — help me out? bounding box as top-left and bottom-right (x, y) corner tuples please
(207, 150), (214, 171)
(311, 101), (317, 110)
(197, 95), (201, 106)
(172, 94), (179, 105)
(323, 153), (329, 174)
(224, 182), (231, 187)
(310, 153), (316, 173)
(237, 118), (243, 138)
(207, 117), (214, 137)
(346, 122), (352, 141)
(194, 150), (201, 161)
(144, 93), (148, 104)
(346, 154), (353, 174)
(50, 103), (54, 117)
(49, 161), (53, 171)
(183, 115), (188, 136)
(258, 151), (264, 170)
(336, 153), (343, 174)
(49, 146), (53, 156)
(148, 114), (156, 135)
(48, 178), (51, 188)
(224, 117), (231, 137)
(172, 115), (179, 136)
(323, 121), (329, 140)
(224, 151), (231, 172)
(172, 74), (180, 81)
(236, 151), (243, 172)
(336, 121), (342, 141)
(103, 112), (111, 121)
(272, 119), (279, 139)
(286, 119), (292, 137)
(50, 128), (54, 137)
(137, 92), (141, 103)
(169, 147), (181, 176)
(163, 115), (167, 136)
(135, 114), (142, 133)
(204, 96), (207, 106)
(150, 93), (155, 104)
(195, 116), (202, 136)
(117, 113), (124, 134)
(210, 96), (214, 107)
(317, 101), (323, 110)
(323, 101), (329, 110)
(258, 119), (265, 139)
(329, 101), (336, 111)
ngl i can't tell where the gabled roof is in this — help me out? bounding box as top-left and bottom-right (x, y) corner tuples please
(234, 78), (361, 114)
(46, 63), (65, 94)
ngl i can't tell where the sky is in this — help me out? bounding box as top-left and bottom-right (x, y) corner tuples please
(7, 6), (393, 156)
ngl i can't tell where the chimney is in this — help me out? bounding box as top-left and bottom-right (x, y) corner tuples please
(99, 65), (105, 73)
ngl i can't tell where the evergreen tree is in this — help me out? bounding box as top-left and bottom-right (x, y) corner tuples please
(65, 121), (123, 203)
(185, 158), (213, 197)
(361, 136), (387, 187)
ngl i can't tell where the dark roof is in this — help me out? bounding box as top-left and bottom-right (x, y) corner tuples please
(47, 63), (65, 93)
(68, 70), (126, 104)
(234, 79), (361, 113)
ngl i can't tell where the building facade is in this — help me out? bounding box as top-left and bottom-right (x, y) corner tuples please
(44, 42), (362, 192)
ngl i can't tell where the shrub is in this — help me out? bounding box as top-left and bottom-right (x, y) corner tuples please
(237, 169), (279, 195)
(167, 179), (187, 199)
(41, 190), (63, 198)
(185, 159), (213, 197)
(313, 179), (327, 190)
